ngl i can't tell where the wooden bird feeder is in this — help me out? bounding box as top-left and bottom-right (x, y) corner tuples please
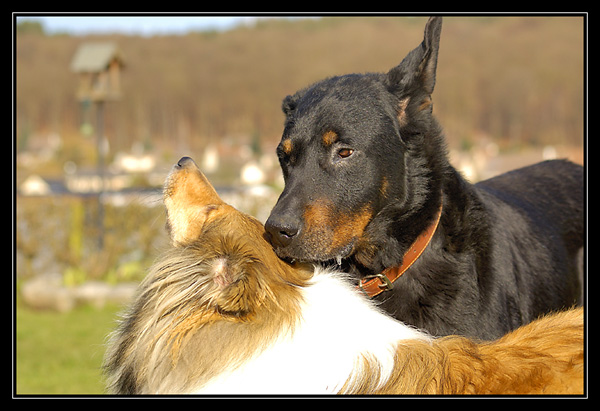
(71, 42), (124, 102)
(70, 42), (124, 250)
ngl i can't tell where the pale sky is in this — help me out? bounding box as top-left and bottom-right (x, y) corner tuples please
(15, 14), (302, 36)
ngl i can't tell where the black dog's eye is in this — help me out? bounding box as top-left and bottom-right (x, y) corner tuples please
(338, 148), (354, 159)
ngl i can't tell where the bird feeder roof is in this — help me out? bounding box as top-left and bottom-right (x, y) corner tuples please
(70, 42), (124, 73)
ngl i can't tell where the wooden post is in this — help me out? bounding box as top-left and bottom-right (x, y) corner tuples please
(96, 100), (105, 250)
(71, 42), (124, 251)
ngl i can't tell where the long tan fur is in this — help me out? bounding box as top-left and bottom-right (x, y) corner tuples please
(104, 158), (310, 394)
(104, 157), (584, 395)
(340, 307), (584, 394)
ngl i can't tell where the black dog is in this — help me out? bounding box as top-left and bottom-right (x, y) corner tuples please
(265, 17), (583, 340)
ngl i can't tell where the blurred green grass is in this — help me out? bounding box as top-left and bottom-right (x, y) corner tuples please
(15, 302), (123, 395)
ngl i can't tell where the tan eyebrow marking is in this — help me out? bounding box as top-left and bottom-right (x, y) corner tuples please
(322, 130), (339, 146)
(281, 138), (293, 155)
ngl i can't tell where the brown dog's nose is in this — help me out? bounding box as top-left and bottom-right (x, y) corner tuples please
(265, 218), (299, 248)
(177, 156), (197, 168)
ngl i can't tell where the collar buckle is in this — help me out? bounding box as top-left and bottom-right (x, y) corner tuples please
(356, 198), (443, 299)
(362, 273), (394, 292)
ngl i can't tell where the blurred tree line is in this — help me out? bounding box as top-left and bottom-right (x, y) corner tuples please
(16, 16), (584, 165)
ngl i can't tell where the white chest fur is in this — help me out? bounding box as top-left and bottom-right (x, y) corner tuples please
(194, 268), (430, 394)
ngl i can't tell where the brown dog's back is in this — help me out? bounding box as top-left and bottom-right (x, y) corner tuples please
(471, 307), (584, 394)
(343, 307), (584, 395)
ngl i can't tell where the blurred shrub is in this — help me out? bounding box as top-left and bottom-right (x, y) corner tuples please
(16, 195), (168, 285)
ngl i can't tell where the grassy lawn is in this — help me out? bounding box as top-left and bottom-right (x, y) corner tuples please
(15, 303), (123, 395)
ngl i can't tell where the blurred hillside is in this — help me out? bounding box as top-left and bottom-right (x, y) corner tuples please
(16, 16), (584, 173)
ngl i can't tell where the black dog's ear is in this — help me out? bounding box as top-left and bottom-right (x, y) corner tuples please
(282, 95), (297, 116)
(387, 16), (443, 96)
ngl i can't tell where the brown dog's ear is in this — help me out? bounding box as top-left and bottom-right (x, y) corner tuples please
(387, 16), (442, 95)
(209, 248), (270, 318)
(164, 157), (226, 246)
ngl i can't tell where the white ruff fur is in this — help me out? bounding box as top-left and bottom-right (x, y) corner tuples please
(193, 266), (431, 394)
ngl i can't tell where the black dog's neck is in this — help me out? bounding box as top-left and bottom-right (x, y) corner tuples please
(345, 128), (475, 279)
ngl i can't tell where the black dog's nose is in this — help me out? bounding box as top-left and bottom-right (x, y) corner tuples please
(265, 218), (299, 248)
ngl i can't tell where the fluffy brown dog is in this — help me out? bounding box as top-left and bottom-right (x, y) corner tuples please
(103, 157), (584, 395)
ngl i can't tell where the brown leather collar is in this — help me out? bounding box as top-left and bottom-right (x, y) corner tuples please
(358, 201), (443, 298)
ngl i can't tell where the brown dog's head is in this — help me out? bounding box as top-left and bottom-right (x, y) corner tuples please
(105, 157), (312, 394)
(162, 156), (311, 318)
